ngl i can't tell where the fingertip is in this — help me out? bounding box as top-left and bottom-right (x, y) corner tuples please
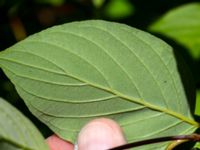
(77, 118), (126, 150)
(46, 134), (74, 150)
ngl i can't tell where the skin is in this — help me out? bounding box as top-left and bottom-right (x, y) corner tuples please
(46, 118), (126, 150)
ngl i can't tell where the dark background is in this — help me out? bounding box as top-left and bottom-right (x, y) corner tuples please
(0, 1), (199, 148)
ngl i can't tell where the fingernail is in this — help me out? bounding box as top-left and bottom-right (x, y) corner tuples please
(77, 118), (126, 150)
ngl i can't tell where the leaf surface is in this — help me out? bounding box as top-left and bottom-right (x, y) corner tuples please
(104, 0), (134, 19)
(195, 90), (200, 116)
(0, 20), (198, 149)
(194, 142), (200, 149)
(149, 3), (200, 60)
(0, 98), (48, 150)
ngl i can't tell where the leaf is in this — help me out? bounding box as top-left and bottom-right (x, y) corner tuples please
(92, 0), (105, 8)
(149, 3), (200, 60)
(34, 0), (65, 6)
(194, 142), (200, 149)
(0, 20), (199, 149)
(0, 98), (49, 150)
(104, 0), (134, 19)
(195, 90), (200, 116)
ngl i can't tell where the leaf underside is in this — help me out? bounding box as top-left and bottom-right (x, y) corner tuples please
(0, 20), (198, 149)
(0, 98), (48, 150)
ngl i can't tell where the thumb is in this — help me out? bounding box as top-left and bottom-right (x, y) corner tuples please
(77, 118), (126, 150)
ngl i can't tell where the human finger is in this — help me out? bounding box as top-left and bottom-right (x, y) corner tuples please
(46, 134), (74, 150)
(77, 118), (126, 150)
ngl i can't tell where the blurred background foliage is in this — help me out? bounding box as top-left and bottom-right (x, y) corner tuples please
(0, 0), (200, 139)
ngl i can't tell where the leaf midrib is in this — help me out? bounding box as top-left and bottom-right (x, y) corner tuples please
(0, 54), (199, 127)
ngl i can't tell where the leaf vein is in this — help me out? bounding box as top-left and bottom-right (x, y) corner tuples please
(81, 25), (170, 108)
(26, 40), (112, 88)
(50, 30), (143, 99)
(21, 96), (146, 118)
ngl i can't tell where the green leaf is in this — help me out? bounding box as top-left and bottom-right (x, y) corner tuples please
(194, 142), (200, 149)
(92, 0), (105, 8)
(104, 0), (134, 19)
(195, 90), (200, 116)
(34, 0), (65, 6)
(0, 98), (49, 150)
(0, 20), (199, 149)
(149, 3), (200, 60)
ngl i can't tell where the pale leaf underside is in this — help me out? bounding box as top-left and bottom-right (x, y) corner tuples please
(0, 20), (199, 149)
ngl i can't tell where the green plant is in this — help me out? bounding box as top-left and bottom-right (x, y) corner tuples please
(0, 98), (48, 150)
(0, 19), (200, 150)
(0, 3), (200, 150)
